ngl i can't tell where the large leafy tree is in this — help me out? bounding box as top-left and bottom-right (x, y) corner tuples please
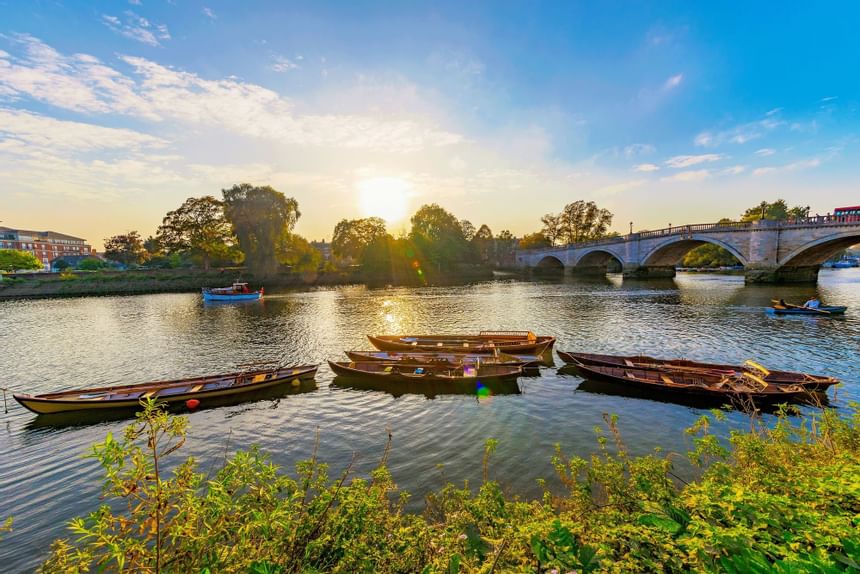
(472, 224), (494, 263)
(156, 196), (238, 270)
(519, 232), (552, 250)
(104, 232), (148, 267)
(741, 199), (810, 222)
(331, 217), (387, 262)
(222, 184), (300, 276)
(540, 201), (613, 245)
(0, 249), (43, 272)
(409, 204), (470, 270)
(278, 233), (322, 273)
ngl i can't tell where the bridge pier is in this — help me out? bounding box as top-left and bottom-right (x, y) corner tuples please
(622, 264), (676, 279)
(744, 265), (819, 284)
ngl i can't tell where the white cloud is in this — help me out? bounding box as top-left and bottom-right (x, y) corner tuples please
(623, 143), (655, 158)
(129, 0), (142, 4)
(101, 11), (169, 47)
(663, 73), (683, 90)
(720, 165), (745, 175)
(661, 169), (710, 182)
(665, 154), (724, 168)
(271, 55), (300, 72)
(694, 114), (784, 147)
(0, 36), (462, 152)
(753, 158), (822, 177)
(633, 163), (659, 172)
(755, 148), (775, 157)
(0, 107), (165, 152)
(202, 7), (216, 20)
(820, 96), (837, 103)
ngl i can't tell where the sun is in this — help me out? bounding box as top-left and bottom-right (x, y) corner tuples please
(356, 177), (411, 223)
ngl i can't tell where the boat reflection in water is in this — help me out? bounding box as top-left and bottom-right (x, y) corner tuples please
(23, 379), (318, 431)
(330, 375), (522, 400)
(560, 366), (830, 412)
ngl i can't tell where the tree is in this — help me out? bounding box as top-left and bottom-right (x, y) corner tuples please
(460, 220), (476, 241)
(104, 232), (148, 267)
(741, 199), (810, 222)
(53, 259), (72, 271)
(519, 232), (552, 250)
(472, 224), (494, 263)
(409, 204), (470, 270)
(0, 249), (43, 272)
(331, 217), (387, 262)
(156, 196), (238, 270)
(78, 257), (109, 271)
(278, 233), (322, 273)
(222, 184), (300, 276)
(557, 200), (613, 244)
(540, 214), (562, 245)
(682, 244), (740, 267)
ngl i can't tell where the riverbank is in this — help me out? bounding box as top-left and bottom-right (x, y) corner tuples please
(0, 265), (501, 300)
(34, 402), (860, 573)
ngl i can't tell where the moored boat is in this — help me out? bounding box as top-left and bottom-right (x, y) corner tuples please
(367, 331), (555, 354)
(556, 351), (838, 391)
(13, 364), (318, 415)
(202, 282), (263, 302)
(570, 362), (810, 404)
(345, 350), (543, 368)
(328, 360), (523, 383)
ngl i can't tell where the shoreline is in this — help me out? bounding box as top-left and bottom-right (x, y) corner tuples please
(0, 266), (506, 300)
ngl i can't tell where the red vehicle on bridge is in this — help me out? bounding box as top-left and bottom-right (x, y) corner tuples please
(834, 206), (860, 221)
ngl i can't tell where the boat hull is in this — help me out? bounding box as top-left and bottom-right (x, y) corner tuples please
(328, 360), (522, 384)
(571, 362), (810, 404)
(202, 291), (263, 302)
(556, 351), (838, 391)
(345, 350), (542, 368)
(770, 306), (846, 315)
(14, 365), (317, 415)
(367, 335), (553, 354)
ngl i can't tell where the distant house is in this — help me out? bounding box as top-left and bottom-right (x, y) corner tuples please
(0, 226), (95, 271)
(310, 240), (332, 261)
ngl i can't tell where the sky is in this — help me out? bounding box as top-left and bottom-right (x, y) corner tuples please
(0, 1), (858, 248)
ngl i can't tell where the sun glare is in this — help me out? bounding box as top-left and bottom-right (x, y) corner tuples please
(357, 177), (411, 223)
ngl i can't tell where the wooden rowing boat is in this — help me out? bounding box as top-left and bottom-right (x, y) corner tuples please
(344, 350), (543, 368)
(556, 351), (838, 391)
(571, 362), (809, 403)
(367, 331), (555, 354)
(328, 360), (523, 383)
(13, 364), (318, 415)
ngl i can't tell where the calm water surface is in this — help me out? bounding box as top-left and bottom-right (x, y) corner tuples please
(1, 271), (858, 572)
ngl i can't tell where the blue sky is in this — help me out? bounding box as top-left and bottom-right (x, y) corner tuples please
(1, 1), (858, 246)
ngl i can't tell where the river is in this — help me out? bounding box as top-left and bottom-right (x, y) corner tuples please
(1, 271), (858, 572)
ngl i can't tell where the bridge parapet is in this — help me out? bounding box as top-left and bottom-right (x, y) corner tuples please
(516, 215), (860, 284)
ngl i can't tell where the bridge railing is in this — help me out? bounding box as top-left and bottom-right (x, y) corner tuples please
(517, 215), (859, 253)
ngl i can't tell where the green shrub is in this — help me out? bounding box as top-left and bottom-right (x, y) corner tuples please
(40, 402), (860, 573)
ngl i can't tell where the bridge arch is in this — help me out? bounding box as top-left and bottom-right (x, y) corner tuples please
(778, 230), (860, 267)
(573, 248), (624, 273)
(534, 255), (565, 274)
(641, 235), (749, 267)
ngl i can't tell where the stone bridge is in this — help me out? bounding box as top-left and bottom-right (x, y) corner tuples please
(515, 215), (860, 283)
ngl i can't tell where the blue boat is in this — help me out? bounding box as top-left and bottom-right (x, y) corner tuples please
(769, 300), (846, 315)
(202, 282), (263, 302)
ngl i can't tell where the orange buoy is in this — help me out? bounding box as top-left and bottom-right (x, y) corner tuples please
(186, 399), (200, 410)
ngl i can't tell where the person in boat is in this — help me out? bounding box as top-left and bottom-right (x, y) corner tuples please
(803, 297), (821, 309)
(777, 298), (787, 307)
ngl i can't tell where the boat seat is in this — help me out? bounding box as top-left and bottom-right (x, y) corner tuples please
(190, 384), (203, 392)
(624, 360), (635, 367)
(659, 374), (676, 386)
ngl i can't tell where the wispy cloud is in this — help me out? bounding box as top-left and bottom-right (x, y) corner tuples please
(633, 163), (659, 172)
(663, 73), (683, 90)
(755, 148), (775, 157)
(661, 169), (710, 182)
(694, 114), (783, 147)
(753, 158), (822, 177)
(720, 165), (745, 175)
(623, 143), (655, 158)
(202, 7), (216, 20)
(101, 11), (170, 47)
(665, 153), (724, 168)
(271, 55), (300, 72)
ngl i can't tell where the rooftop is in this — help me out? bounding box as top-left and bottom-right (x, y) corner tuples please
(0, 226), (87, 243)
